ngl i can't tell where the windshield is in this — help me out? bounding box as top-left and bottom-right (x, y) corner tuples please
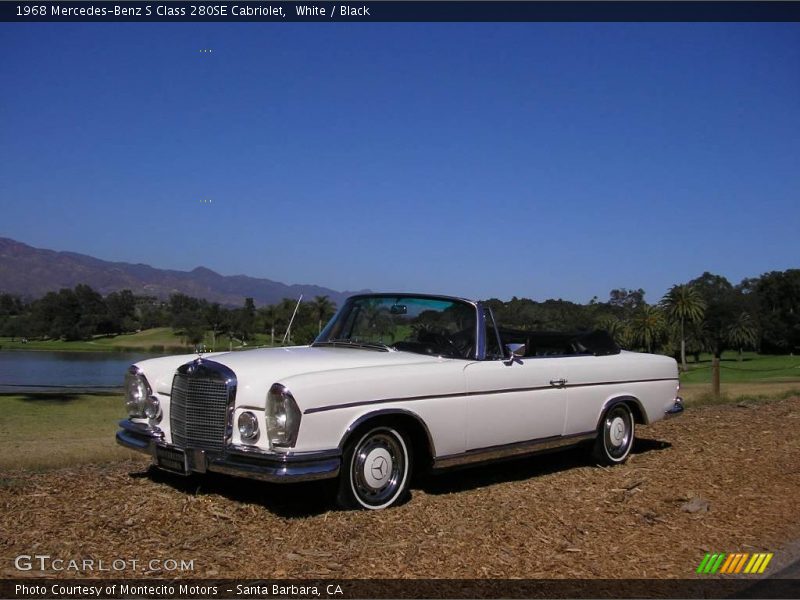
(314, 295), (477, 359)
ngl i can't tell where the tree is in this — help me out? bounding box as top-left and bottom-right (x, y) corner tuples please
(1, 312), (31, 339)
(661, 284), (706, 371)
(136, 296), (167, 329)
(277, 298), (300, 344)
(168, 293), (205, 344)
(31, 289), (80, 340)
(628, 304), (666, 353)
(259, 304), (279, 346)
(595, 314), (625, 346)
(74, 284), (107, 338)
(229, 298), (257, 346)
(0, 293), (25, 340)
(688, 272), (742, 358)
(0, 293), (23, 317)
(104, 289), (137, 334)
(205, 303), (228, 351)
(727, 312), (759, 360)
(240, 297), (256, 341)
(311, 295), (335, 334)
(752, 270), (800, 353)
(608, 288), (646, 312)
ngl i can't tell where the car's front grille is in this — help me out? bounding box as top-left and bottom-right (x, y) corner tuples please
(170, 360), (235, 452)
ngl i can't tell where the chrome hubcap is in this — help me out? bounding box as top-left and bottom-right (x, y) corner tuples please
(363, 448), (393, 489)
(604, 406), (632, 459)
(351, 429), (406, 506)
(609, 417), (626, 447)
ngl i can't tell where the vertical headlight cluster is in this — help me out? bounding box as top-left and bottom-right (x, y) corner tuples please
(266, 383), (301, 447)
(124, 367), (161, 421)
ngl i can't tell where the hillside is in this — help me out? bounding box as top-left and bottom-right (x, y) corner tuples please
(0, 237), (364, 307)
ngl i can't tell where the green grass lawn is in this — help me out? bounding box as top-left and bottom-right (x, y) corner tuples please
(678, 352), (800, 407)
(0, 392), (141, 471)
(0, 328), (188, 352)
(680, 352), (800, 383)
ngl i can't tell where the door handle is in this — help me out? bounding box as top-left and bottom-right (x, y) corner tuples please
(549, 378), (567, 387)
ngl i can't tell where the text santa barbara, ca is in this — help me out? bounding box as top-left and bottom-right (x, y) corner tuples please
(15, 582), (345, 598)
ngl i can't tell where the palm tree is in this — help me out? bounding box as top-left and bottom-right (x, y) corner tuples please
(661, 284), (706, 371)
(727, 312), (759, 360)
(595, 315), (625, 346)
(629, 304), (666, 354)
(311, 295), (335, 334)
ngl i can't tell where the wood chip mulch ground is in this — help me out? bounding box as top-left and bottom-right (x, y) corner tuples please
(1, 397), (799, 579)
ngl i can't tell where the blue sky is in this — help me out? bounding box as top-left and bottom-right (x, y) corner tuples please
(1, 22), (798, 304)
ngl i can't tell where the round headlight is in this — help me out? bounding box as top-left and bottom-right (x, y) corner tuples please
(144, 396), (161, 420)
(238, 411), (259, 441)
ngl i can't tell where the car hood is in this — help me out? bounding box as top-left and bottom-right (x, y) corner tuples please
(208, 345), (441, 378)
(137, 345), (444, 399)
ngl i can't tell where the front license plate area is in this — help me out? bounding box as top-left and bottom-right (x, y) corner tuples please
(155, 445), (188, 475)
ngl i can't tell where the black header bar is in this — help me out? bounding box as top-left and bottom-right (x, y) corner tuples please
(3, 1), (800, 22)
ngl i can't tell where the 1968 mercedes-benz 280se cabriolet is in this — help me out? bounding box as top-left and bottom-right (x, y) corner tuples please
(118, 293), (683, 510)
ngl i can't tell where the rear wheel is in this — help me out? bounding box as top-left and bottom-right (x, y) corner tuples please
(337, 426), (411, 510)
(592, 403), (635, 465)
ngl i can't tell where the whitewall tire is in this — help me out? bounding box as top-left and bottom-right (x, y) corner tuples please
(337, 426), (411, 510)
(592, 403), (635, 465)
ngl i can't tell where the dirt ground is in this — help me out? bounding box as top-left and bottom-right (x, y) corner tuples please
(1, 397), (799, 580)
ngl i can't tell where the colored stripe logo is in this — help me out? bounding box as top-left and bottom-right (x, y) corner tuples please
(697, 553), (773, 574)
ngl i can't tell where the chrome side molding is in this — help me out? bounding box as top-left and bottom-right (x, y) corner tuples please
(433, 431), (595, 470)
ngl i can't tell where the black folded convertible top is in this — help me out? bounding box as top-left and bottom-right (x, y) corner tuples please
(497, 328), (621, 357)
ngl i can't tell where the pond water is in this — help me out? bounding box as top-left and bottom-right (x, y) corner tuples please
(0, 350), (167, 392)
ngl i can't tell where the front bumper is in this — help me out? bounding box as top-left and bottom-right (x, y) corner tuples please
(664, 397), (685, 419)
(116, 419), (341, 483)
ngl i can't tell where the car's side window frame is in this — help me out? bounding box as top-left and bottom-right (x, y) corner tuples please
(477, 304), (505, 361)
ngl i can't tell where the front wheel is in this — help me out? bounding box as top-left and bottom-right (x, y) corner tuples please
(592, 403), (635, 465)
(337, 426), (411, 510)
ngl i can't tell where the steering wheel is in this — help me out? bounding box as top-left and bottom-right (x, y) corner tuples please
(430, 332), (465, 358)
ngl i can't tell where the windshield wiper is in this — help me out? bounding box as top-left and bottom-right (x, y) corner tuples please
(312, 339), (390, 352)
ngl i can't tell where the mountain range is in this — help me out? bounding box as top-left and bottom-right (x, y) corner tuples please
(0, 237), (366, 307)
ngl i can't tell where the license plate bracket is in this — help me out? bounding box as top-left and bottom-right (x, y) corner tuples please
(155, 445), (188, 475)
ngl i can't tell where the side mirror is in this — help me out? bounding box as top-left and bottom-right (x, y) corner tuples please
(505, 343), (525, 363)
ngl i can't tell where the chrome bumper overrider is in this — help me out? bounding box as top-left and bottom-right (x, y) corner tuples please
(664, 397), (684, 419)
(116, 419), (340, 483)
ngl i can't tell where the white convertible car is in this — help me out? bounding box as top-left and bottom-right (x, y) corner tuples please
(118, 293), (683, 510)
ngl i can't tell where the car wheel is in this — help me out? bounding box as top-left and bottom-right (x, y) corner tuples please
(337, 425), (411, 510)
(592, 403), (635, 465)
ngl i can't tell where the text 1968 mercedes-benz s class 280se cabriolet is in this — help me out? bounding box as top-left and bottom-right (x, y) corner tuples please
(118, 293), (684, 510)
